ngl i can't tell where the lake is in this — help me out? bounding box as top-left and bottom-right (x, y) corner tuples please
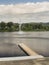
(0, 31), (49, 57)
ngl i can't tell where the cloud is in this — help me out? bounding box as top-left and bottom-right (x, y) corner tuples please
(0, 2), (49, 23)
(0, 1), (49, 14)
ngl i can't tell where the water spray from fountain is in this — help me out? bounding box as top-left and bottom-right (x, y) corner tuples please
(18, 19), (24, 34)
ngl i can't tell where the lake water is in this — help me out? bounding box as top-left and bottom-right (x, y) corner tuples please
(0, 31), (49, 57)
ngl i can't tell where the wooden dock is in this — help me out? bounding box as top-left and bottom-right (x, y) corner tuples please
(18, 43), (44, 57)
(0, 43), (46, 65)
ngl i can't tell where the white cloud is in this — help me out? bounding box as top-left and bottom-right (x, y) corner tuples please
(0, 2), (49, 14)
(0, 2), (49, 23)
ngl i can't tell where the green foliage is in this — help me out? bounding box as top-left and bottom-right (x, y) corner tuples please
(7, 22), (13, 28)
(21, 23), (49, 31)
(0, 22), (19, 32)
(14, 23), (19, 31)
(0, 22), (6, 31)
(0, 21), (49, 32)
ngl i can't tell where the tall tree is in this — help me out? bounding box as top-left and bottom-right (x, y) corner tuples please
(7, 22), (13, 28)
(0, 22), (6, 31)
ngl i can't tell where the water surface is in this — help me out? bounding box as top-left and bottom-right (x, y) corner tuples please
(0, 31), (49, 57)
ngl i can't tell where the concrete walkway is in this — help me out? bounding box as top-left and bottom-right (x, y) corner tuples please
(0, 58), (48, 65)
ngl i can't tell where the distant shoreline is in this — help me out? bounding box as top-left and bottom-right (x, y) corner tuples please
(0, 22), (49, 32)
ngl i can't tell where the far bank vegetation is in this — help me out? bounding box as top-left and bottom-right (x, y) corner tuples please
(0, 21), (49, 32)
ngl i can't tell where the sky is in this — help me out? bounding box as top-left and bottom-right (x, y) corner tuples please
(0, 0), (49, 4)
(0, 0), (49, 23)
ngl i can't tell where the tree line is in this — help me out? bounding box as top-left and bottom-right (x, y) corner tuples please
(0, 22), (49, 32)
(21, 23), (49, 31)
(0, 22), (19, 32)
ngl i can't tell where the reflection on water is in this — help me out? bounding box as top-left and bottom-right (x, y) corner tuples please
(0, 32), (49, 57)
(0, 42), (27, 57)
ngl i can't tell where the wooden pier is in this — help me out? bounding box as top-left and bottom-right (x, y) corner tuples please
(0, 43), (45, 65)
(18, 43), (44, 57)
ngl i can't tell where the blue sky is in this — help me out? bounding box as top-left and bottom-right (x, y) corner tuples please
(0, 0), (49, 4)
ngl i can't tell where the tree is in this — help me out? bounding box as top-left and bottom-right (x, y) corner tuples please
(6, 22), (14, 31)
(14, 23), (19, 31)
(0, 22), (6, 31)
(7, 22), (13, 28)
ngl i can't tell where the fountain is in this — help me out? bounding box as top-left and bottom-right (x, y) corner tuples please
(18, 19), (25, 34)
